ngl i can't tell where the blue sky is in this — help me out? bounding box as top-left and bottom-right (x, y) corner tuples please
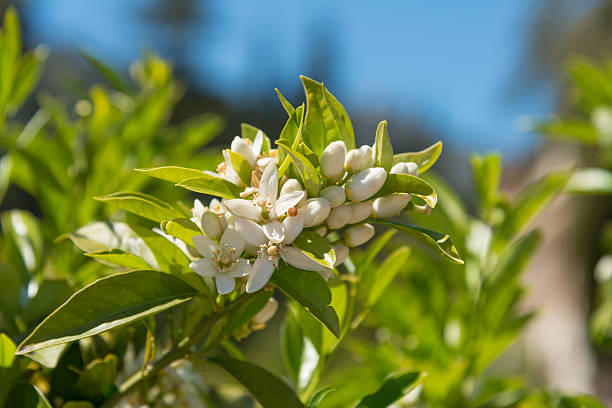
(22, 0), (597, 160)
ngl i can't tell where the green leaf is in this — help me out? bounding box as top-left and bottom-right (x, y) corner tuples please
(471, 153), (502, 211)
(24, 280), (73, 325)
(58, 222), (119, 253)
(8, 47), (46, 112)
(0, 334), (16, 368)
(176, 174), (243, 199)
(494, 169), (571, 249)
(222, 291), (272, 337)
(281, 309), (305, 384)
(62, 402), (95, 408)
(130, 224), (190, 271)
(536, 119), (599, 145)
(358, 229), (396, 279)
(560, 395), (607, 408)
(0, 262), (21, 320)
(16, 270), (198, 354)
(307, 387), (335, 408)
(373, 220), (463, 264)
(355, 371), (424, 408)
(271, 262), (341, 337)
(566, 167), (612, 195)
(392, 141), (443, 174)
(226, 149), (253, 185)
(366, 247), (411, 307)
(373, 174), (437, 208)
(373, 121), (393, 171)
(85, 249), (151, 270)
(208, 357), (304, 408)
(6, 383), (52, 408)
(95, 192), (182, 223)
(278, 105), (305, 177)
(301, 76), (355, 155)
(1, 210), (43, 273)
(74, 354), (118, 402)
(277, 142), (321, 197)
(292, 231), (336, 269)
(276, 88), (296, 116)
(79, 50), (129, 93)
(136, 166), (205, 183)
(160, 218), (200, 248)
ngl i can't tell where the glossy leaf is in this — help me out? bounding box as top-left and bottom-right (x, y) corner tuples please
(278, 105), (305, 177)
(392, 141), (442, 173)
(373, 220), (463, 264)
(292, 231), (336, 269)
(226, 149), (253, 185)
(176, 174), (243, 199)
(278, 142), (321, 197)
(367, 247), (411, 307)
(271, 262), (341, 337)
(355, 371), (424, 408)
(6, 383), (52, 408)
(160, 218), (200, 248)
(373, 120), (393, 171)
(276, 88), (296, 116)
(95, 191), (182, 223)
(373, 173), (437, 208)
(207, 357), (304, 408)
(281, 309), (305, 384)
(0, 334), (16, 368)
(307, 387), (335, 408)
(566, 167), (612, 195)
(85, 249), (151, 270)
(136, 166), (205, 183)
(16, 270), (198, 354)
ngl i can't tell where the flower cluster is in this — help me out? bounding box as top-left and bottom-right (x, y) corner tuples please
(186, 131), (422, 296)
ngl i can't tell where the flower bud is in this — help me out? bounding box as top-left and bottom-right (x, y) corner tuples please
(371, 194), (412, 218)
(201, 211), (222, 239)
(359, 145), (374, 169)
(390, 161), (419, 176)
(300, 198), (331, 227)
(344, 223), (375, 247)
(333, 244), (349, 266)
(231, 136), (257, 167)
(345, 167), (387, 202)
(348, 201), (372, 224)
(320, 185), (345, 207)
(252, 298), (278, 325)
(220, 211), (234, 230)
(344, 149), (363, 173)
(320, 141), (347, 181)
(280, 178), (304, 196)
(326, 204), (351, 230)
(315, 225), (327, 237)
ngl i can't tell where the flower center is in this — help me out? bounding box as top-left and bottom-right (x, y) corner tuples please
(212, 243), (237, 272)
(258, 242), (282, 263)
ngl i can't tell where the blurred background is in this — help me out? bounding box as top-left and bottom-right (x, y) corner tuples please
(3, 0), (612, 404)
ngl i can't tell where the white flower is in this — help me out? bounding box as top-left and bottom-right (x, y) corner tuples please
(390, 161), (419, 177)
(204, 149), (243, 186)
(320, 185), (345, 207)
(359, 145), (374, 169)
(201, 211), (222, 239)
(191, 199), (206, 228)
(344, 223), (376, 247)
(300, 198), (331, 227)
(230, 131), (263, 168)
(223, 162), (305, 223)
(345, 167), (387, 202)
(189, 228), (250, 295)
(347, 201), (372, 224)
(326, 204), (351, 230)
(344, 148), (362, 173)
(320, 141), (346, 181)
(371, 194), (412, 218)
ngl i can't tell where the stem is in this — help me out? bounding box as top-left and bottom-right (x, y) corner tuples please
(101, 293), (254, 407)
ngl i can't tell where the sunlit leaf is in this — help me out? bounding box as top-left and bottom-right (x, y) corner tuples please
(176, 174), (243, 199)
(0, 334), (16, 368)
(85, 249), (151, 270)
(16, 270), (198, 354)
(276, 88), (296, 116)
(277, 142), (321, 197)
(366, 247), (411, 307)
(373, 173), (437, 208)
(160, 218), (200, 248)
(373, 120), (393, 171)
(307, 387), (335, 408)
(95, 191), (182, 223)
(471, 153), (502, 211)
(292, 231), (336, 269)
(136, 166), (205, 183)
(392, 141), (442, 173)
(355, 371), (424, 408)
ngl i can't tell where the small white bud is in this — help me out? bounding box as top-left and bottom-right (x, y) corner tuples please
(320, 141), (347, 181)
(280, 178), (304, 196)
(252, 298), (278, 325)
(371, 194), (412, 218)
(220, 211), (234, 230)
(201, 212), (222, 239)
(348, 201), (373, 224)
(230, 136), (257, 167)
(320, 185), (345, 207)
(333, 244), (349, 266)
(344, 149), (363, 173)
(344, 223), (375, 247)
(345, 167), (387, 202)
(359, 145), (374, 169)
(326, 204), (351, 230)
(390, 161), (419, 177)
(300, 198), (331, 227)
(315, 225), (327, 237)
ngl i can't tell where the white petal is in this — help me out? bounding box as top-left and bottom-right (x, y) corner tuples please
(234, 217), (268, 247)
(192, 199), (205, 220)
(252, 130), (264, 157)
(209, 198), (225, 214)
(223, 199), (262, 220)
(230, 258), (250, 277)
(215, 274), (236, 294)
(190, 258), (217, 277)
(246, 256), (275, 293)
(282, 212), (304, 245)
(220, 227), (246, 260)
(274, 190), (305, 216)
(257, 157), (276, 168)
(280, 245), (330, 272)
(259, 161), (278, 203)
(263, 220), (285, 244)
(192, 235), (217, 258)
(231, 137), (257, 167)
